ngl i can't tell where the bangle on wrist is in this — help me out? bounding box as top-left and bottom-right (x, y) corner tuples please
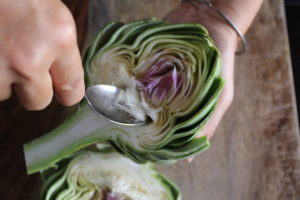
(183, 0), (247, 54)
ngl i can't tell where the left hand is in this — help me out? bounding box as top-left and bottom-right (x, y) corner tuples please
(164, 1), (238, 139)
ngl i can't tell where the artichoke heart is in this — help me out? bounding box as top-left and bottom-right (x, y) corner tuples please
(41, 151), (180, 200)
(24, 19), (223, 174)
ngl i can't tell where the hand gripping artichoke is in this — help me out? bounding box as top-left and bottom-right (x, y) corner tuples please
(24, 19), (223, 174)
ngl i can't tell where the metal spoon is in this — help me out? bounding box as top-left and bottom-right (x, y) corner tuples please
(85, 84), (147, 126)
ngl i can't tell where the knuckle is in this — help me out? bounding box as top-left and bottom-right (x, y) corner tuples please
(10, 50), (43, 79)
(55, 77), (84, 106)
(53, 21), (77, 49)
(54, 66), (84, 88)
(55, 74), (84, 91)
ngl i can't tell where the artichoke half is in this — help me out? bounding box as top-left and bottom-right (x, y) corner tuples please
(41, 151), (180, 200)
(24, 19), (223, 174)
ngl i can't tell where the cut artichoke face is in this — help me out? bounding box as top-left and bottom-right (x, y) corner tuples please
(85, 19), (222, 149)
(24, 19), (223, 174)
(42, 151), (180, 200)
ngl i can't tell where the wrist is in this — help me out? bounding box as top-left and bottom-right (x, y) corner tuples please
(181, 0), (239, 51)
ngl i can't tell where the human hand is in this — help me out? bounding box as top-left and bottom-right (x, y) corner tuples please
(164, 1), (238, 139)
(0, 0), (84, 110)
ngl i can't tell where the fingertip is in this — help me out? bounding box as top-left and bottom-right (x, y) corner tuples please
(14, 74), (54, 111)
(187, 157), (194, 163)
(22, 100), (51, 111)
(15, 83), (53, 111)
(198, 125), (216, 140)
(0, 86), (12, 101)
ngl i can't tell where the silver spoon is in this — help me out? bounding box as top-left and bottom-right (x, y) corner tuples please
(85, 84), (148, 126)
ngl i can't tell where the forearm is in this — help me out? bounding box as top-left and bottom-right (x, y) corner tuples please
(178, 0), (263, 49)
(212, 0), (263, 34)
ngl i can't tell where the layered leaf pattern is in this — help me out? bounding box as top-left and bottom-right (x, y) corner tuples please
(24, 19), (223, 174)
(41, 151), (180, 200)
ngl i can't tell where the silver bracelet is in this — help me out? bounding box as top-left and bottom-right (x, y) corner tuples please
(187, 0), (248, 54)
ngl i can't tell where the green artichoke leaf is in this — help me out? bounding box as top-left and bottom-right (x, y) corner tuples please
(24, 18), (223, 174)
(41, 151), (181, 200)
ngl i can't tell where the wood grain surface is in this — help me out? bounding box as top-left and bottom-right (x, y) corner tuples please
(1, 0), (299, 200)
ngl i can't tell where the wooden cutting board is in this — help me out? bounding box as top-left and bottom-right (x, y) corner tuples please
(0, 0), (299, 200)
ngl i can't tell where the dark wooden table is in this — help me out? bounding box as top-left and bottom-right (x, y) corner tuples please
(1, 0), (299, 200)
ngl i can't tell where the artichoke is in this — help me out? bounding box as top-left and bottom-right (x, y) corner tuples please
(41, 151), (180, 200)
(24, 19), (223, 174)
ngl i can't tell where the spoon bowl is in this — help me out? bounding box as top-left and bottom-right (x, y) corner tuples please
(85, 85), (147, 126)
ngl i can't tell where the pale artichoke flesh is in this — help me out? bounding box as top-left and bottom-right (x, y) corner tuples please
(41, 151), (180, 200)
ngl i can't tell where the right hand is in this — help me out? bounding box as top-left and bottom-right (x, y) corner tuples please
(0, 0), (85, 110)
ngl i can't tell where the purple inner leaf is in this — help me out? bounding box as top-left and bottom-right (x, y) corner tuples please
(103, 192), (121, 200)
(137, 58), (183, 105)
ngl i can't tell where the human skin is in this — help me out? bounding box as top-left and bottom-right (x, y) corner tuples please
(165, 0), (263, 139)
(0, 0), (84, 110)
